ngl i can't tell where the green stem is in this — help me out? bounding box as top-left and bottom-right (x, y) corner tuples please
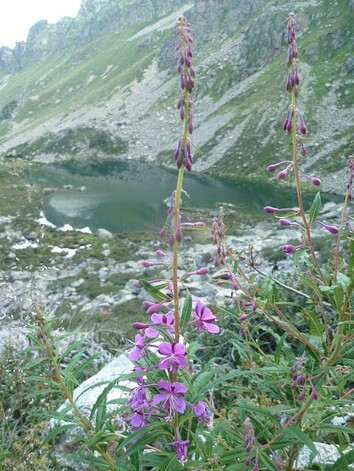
(291, 90), (326, 285)
(37, 312), (119, 471)
(333, 190), (349, 283)
(173, 166), (185, 345)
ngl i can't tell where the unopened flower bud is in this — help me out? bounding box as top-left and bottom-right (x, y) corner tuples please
(264, 206), (279, 214)
(324, 224), (339, 234)
(299, 122), (307, 135)
(278, 169), (289, 180)
(311, 177), (321, 186)
(132, 322), (149, 330)
(196, 267), (209, 275)
(282, 244), (297, 254)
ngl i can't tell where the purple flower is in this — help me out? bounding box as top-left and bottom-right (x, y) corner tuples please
(194, 299), (220, 333)
(299, 122), (307, 135)
(194, 401), (213, 426)
(267, 160), (291, 173)
(315, 220), (339, 234)
(129, 334), (147, 362)
(153, 380), (187, 418)
(264, 206), (279, 214)
(170, 438), (189, 463)
(143, 300), (167, 315)
(131, 322), (159, 339)
(131, 410), (149, 429)
(150, 312), (175, 335)
(300, 140), (308, 156)
(282, 244), (304, 254)
(277, 162), (293, 180)
(157, 342), (188, 372)
(128, 376), (149, 410)
(279, 218), (301, 228)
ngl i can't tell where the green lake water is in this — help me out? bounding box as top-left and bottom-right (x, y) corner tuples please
(28, 160), (333, 234)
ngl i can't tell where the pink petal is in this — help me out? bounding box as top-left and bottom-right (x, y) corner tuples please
(205, 323), (220, 334)
(158, 342), (172, 356)
(159, 358), (171, 370)
(195, 299), (203, 317)
(177, 356), (188, 368)
(151, 313), (163, 324)
(153, 393), (167, 406)
(200, 308), (216, 321)
(129, 347), (142, 362)
(145, 327), (159, 338)
(173, 383), (188, 395)
(157, 380), (172, 392)
(174, 397), (187, 413)
(173, 343), (186, 355)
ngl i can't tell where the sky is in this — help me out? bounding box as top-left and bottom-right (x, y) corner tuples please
(0, 0), (82, 48)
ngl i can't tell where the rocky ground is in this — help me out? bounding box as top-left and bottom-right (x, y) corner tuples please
(0, 199), (344, 357)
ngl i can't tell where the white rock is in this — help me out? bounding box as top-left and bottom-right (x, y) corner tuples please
(58, 224), (74, 232)
(96, 228), (114, 239)
(51, 354), (134, 428)
(296, 442), (352, 468)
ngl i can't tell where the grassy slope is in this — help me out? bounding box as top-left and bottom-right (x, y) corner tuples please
(0, 19), (162, 139)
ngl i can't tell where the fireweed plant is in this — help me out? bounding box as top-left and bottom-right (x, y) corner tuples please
(26, 13), (353, 471)
(126, 16), (218, 465)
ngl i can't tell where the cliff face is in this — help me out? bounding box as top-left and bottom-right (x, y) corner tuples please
(0, 0), (189, 72)
(0, 0), (353, 191)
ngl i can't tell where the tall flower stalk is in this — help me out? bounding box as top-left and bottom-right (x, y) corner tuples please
(172, 16), (196, 345)
(127, 16), (218, 464)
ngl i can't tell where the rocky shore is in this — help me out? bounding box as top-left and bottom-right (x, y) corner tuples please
(0, 200), (344, 357)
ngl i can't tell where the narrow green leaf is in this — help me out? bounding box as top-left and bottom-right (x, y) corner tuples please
(95, 394), (107, 430)
(275, 333), (287, 364)
(180, 291), (192, 328)
(139, 279), (170, 302)
(303, 309), (325, 337)
(23, 356), (48, 369)
(332, 449), (354, 470)
(159, 453), (180, 471)
(309, 191), (321, 225)
(261, 275), (278, 303)
(42, 423), (77, 445)
(259, 449), (281, 471)
(61, 368), (79, 386)
(283, 426), (317, 456)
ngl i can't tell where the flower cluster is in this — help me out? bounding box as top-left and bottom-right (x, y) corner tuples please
(244, 418), (259, 470)
(211, 206), (227, 267)
(346, 155), (354, 201)
(264, 13), (339, 252)
(127, 295), (217, 460)
(291, 354), (318, 401)
(174, 16), (195, 171)
(127, 17), (218, 463)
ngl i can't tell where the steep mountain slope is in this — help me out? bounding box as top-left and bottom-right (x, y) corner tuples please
(0, 0), (353, 192)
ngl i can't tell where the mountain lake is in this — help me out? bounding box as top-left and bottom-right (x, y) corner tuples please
(27, 160), (336, 234)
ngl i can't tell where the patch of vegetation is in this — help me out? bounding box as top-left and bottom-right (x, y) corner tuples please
(5, 127), (128, 159)
(0, 100), (17, 120)
(65, 298), (147, 354)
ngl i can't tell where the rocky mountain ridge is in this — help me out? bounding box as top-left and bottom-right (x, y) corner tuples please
(0, 0), (353, 192)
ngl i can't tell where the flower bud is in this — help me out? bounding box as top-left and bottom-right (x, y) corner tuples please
(264, 206), (279, 214)
(196, 267), (209, 275)
(282, 244), (297, 254)
(132, 322), (149, 330)
(299, 122), (307, 135)
(277, 169), (288, 180)
(311, 177), (321, 186)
